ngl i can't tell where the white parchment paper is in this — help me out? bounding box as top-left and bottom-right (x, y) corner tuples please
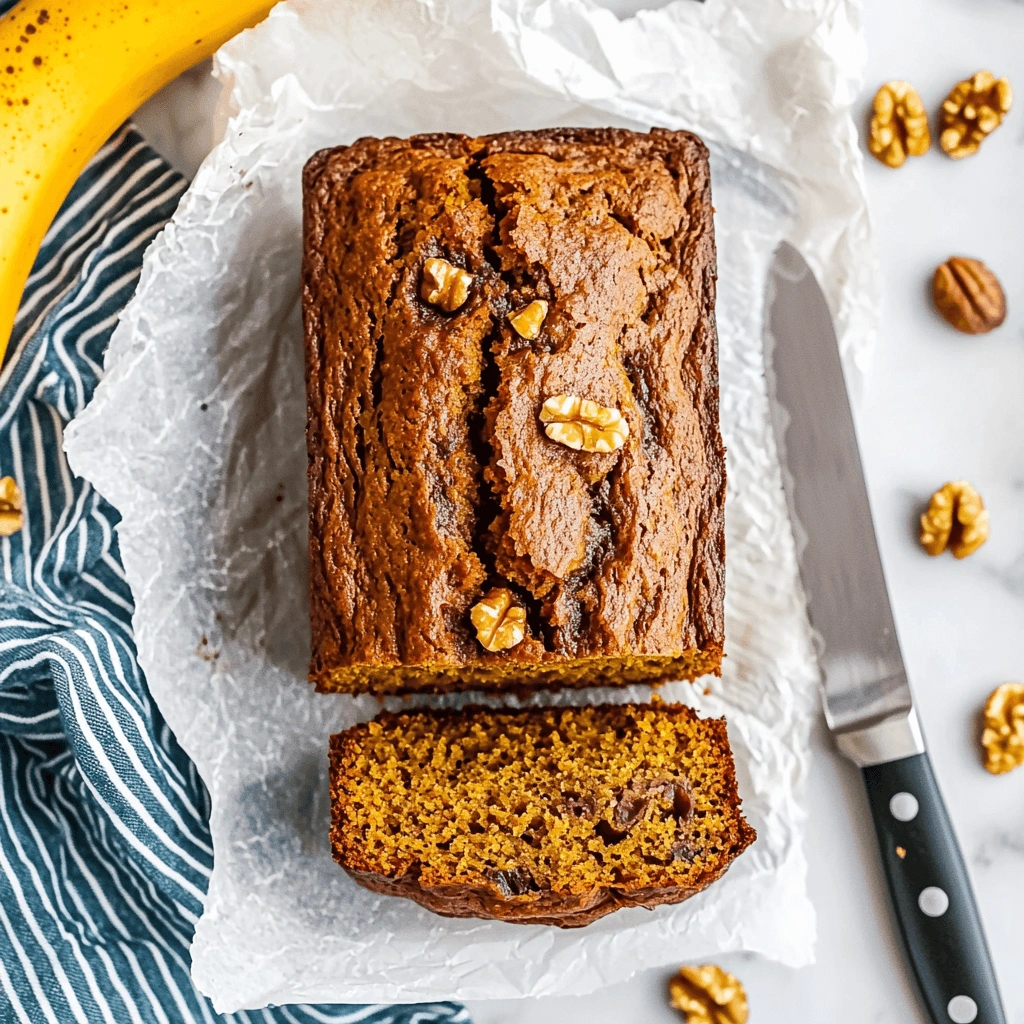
(65, 0), (877, 1011)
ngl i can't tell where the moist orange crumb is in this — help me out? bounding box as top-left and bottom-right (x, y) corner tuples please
(330, 702), (755, 926)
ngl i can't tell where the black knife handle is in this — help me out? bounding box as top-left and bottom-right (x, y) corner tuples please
(862, 753), (1005, 1024)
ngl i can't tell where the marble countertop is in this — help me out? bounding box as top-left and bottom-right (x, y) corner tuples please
(134, 0), (1024, 1020)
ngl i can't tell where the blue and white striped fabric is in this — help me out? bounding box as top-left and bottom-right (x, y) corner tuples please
(0, 15), (472, 1024)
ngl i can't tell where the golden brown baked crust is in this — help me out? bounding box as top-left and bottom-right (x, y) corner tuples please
(329, 703), (755, 928)
(342, 868), (712, 928)
(302, 128), (724, 695)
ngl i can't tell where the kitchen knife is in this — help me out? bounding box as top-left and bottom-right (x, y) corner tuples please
(764, 242), (1005, 1024)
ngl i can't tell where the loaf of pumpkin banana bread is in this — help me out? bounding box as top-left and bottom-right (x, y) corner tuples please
(302, 128), (724, 695)
(329, 702), (755, 927)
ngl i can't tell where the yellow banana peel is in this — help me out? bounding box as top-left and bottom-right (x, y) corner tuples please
(0, 0), (274, 364)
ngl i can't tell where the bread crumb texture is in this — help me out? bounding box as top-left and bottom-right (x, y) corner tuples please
(330, 703), (755, 926)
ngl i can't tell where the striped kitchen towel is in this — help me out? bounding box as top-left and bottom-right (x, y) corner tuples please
(0, 17), (472, 1024)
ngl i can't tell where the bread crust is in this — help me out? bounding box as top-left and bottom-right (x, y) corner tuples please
(342, 867), (715, 928)
(302, 129), (724, 695)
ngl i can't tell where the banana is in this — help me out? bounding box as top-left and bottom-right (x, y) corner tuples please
(0, 0), (274, 362)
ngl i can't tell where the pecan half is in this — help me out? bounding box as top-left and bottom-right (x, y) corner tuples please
(933, 257), (1006, 335)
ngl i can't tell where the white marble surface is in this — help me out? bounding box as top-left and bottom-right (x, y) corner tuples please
(134, 0), (1024, 1019)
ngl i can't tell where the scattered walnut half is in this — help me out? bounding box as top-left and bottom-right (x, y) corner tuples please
(0, 476), (23, 536)
(933, 257), (1006, 335)
(509, 300), (548, 340)
(669, 965), (748, 1024)
(470, 588), (526, 653)
(919, 481), (989, 559)
(868, 81), (931, 168)
(421, 257), (473, 312)
(981, 683), (1024, 775)
(940, 71), (1013, 159)
(539, 394), (629, 454)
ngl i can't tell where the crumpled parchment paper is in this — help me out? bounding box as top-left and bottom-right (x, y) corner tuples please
(64, 0), (877, 1012)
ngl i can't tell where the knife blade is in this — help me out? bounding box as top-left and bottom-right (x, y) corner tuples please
(764, 241), (1006, 1024)
(763, 241), (921, 762)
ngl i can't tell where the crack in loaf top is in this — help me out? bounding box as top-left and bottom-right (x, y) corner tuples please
(301, 128), (724, 694)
